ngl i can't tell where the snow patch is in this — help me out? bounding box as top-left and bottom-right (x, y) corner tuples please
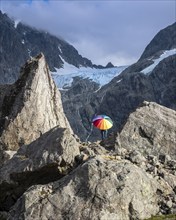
(22, 40), (25, 44)
(141, 48), (176, 75)
(93, 87), (102, 93)
(117, 79), (122, 83)
(27, 49), (31, 57)
(14, 19), (20, 28)
(58, 45), (62, 53)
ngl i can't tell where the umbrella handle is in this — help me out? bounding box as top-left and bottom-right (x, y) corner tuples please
(85, 123), (93, 142)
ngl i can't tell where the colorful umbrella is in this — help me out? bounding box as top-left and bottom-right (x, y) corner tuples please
(92, 114), (113, 130)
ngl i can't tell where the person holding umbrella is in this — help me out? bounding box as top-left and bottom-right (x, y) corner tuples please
(100, 129), (108, 140)
(92, 114), (113, 140)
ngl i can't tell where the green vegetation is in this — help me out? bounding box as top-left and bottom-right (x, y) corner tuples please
(145, 214), (176, 220)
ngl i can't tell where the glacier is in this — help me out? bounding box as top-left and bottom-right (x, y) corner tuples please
(51, 58), (127, 89)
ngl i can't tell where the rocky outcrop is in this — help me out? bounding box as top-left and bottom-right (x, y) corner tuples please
(0, 126), (80, 211)
(115, 101), (176, 160)
(0, 53), (72, 150)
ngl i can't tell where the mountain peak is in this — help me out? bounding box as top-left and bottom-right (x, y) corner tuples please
(105, 62), (114, 68)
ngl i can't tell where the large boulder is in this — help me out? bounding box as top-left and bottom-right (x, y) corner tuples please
(0, 53), (72, 150)
(8, 157), (160, 220)
(0, 126), (80, 211)
(115, 101), (176, 159)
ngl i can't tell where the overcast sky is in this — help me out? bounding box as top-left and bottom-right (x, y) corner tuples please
(1, 0), (175, 66)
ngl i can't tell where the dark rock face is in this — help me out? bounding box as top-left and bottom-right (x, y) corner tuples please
(139, 22), (176, 60)
(0, 53), (72, 151)
(0, 12), (29, 84)
(148, 55), (176, 110)
(0, 11), (95, 84)
(61, 77), (100, 141)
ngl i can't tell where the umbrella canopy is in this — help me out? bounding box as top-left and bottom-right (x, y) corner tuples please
(92, 114), (113, 130)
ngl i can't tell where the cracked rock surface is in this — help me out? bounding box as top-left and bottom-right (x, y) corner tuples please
(115, 101), (176, 160)
(8, 157), (159, 220)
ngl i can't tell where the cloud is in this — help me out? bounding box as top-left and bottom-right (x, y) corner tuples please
(1, 0), (175, 66)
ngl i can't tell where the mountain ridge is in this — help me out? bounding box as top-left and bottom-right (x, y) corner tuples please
(139, 22), (176, 60)
(0, 10), (107, 84)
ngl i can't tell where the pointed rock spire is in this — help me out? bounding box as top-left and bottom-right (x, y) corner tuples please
(0, 53), (72, 150)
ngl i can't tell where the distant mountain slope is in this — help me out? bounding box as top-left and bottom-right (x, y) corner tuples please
(0, 11), (97, 84)
(139, 22), (176, 60)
